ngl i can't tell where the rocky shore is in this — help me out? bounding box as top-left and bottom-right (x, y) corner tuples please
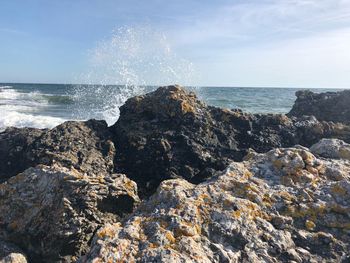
(0, 86), (349, 262)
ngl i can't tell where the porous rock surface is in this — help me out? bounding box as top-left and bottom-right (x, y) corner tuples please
(111, 85), (350, 195)
(0, 119), (115, 183)
(311, 138), (350, 161)
(81, 145), (350, 262)
(288, 90), (350, 124)
(0, 165), (139, 262)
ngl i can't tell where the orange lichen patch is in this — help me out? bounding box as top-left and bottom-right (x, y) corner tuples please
(305, 220), (316, 231)
(226, 171), (236, 177)
(232, 210), (242, 218)
(195, 224), (202, 235)
(158, 219), (170, 229)
(91, 258), (104, 263)
(310, 177), (320, 188)
(273, 159), (284, 170)
(149, 243), (160, 249)
(262, 194), (274, 208)
(98, 177), (105, 184)
(8, 221), (19, 230)
(174, 225), (196, 237)
(331, 184), (348, 196)
(283, 203), (326, 221)
(180, 101), (196, 115)
(198, 193), (211, 202)
(306, 165), (319, 175)
(125, 180), (136, 190)
(133, 217), (142, 225)
(244, 171), (253, 179)
(97, 225), (118, 239)
(231, 203), (271, 221)
(299, 150), (315, 165)
(223, 199), (233, 207)
(165, 231), (176, 243)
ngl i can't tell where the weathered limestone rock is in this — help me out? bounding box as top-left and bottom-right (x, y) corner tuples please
(0, 240), (27, 263)
(311, 138), (350, 160)
(0, 165), (139, 263)
(0, 120), (115, 183)
(111, 85), (350, 195)
(81, 146), (350, 262)
(288, 89), (350, 124)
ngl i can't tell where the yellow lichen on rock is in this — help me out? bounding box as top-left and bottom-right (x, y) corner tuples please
(305, 220), (316, 231)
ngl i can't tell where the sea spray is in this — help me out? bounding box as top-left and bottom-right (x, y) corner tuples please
(72, 26), (196, 125)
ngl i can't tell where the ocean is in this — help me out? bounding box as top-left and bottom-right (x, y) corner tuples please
(0, 83), (341, 131)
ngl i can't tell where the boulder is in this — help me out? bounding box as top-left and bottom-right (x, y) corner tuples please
(81, 145), (350, 262)
(311, 138), (350, 160)
(0, 240), (27, 263)
(288, 90), (350, 124)
(110, 85), (350, 195)
(0, 165), (139, 262)
(0, 120), (115, 183)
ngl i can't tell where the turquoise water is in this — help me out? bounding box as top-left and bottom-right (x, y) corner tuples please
(0, 83), (342, 130)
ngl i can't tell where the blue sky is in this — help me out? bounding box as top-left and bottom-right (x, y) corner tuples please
(0, 0), (350, 88)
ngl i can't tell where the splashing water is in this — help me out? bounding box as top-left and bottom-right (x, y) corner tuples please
(72, 26), (196, 125)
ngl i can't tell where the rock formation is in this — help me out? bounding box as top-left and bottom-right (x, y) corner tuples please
(0, 120), (139, 262)
(0, 120), (115, 183)
(1, 85), (350, 262)
(311, 138), (350, 161)
(81, 144), (350, 262)
(0, 165), (139, 262)
(111, 85), (350, 195)
(288, 89), (350, 124)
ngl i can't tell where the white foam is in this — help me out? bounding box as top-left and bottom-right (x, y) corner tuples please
(0, 110), (66, 131)
(74, 26), (196, 125)
(0, 88), (21, 100)
(0, 87), (66, 131)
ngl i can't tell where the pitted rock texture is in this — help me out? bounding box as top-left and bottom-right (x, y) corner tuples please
(0, 165), (139, 263)
(0, 119), (115, 183)
(311, 138), (350, 160)
(288, 90), (350, 124)
(0, 240), (27, 263)
(81, 146), (350, 262)
(111, 85), (350, 195)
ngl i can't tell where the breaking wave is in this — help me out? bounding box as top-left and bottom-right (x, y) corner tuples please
(0, 86), (68, 131)
(73, 26), (196, 125)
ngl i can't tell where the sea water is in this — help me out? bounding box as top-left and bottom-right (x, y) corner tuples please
(0, 83), (341, 131)
(0, 26), (342, 131)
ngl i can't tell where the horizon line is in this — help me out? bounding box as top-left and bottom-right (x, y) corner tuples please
(0, 81), (348, 90)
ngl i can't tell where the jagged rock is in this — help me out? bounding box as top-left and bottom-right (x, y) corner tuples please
(110, 85), (350, 195)
(0, 120), (115, 183)
(81, 146), (350, 262)
(0, 165), (139, 263)
(288, 90), (350, 124)
(311, 138), (350, 161)
(0, 240), (27, 263)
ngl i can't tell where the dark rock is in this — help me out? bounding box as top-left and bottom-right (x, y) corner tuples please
(0, 165), (139, 263)
(288, 89), (350, 124)
(110, 85), (350, 195)
(0, 239), (27, 263)
(0, 119), (115, 183)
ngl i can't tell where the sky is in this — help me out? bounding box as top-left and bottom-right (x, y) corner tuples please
(0, 0), (350, 88)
